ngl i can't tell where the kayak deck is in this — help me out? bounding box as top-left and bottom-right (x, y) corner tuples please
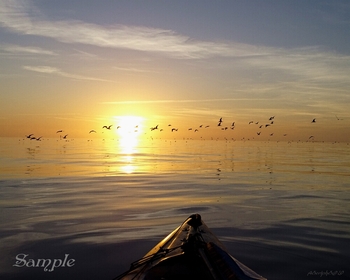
(114, 214), (266, 280)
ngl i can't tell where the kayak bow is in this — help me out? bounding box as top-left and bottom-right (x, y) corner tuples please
(114, 214), (266, 280)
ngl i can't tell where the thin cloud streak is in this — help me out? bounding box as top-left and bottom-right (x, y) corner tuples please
(101, 98), (269, 105)
(0, 44), (56, 55)
(23, 65), (114, 82)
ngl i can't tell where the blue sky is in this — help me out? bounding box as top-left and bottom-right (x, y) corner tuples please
(1, 0), (350, 141)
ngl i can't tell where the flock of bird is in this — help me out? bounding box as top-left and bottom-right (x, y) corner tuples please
(24, 114), (345, 142)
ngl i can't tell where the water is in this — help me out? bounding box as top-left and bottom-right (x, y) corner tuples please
(0, 137), (349, 279)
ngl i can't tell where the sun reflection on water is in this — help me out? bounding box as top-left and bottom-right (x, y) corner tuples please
(114, 116), (145, 173)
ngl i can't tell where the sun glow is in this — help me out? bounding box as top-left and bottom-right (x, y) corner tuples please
(114, 115), (144, 154)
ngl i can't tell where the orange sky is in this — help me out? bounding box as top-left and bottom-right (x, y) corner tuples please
(1, 1), (350, 142)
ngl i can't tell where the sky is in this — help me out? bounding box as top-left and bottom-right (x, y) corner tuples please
(1, 0), (350, 142)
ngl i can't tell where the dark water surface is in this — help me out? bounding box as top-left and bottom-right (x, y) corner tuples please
(1, 138), (349, 279)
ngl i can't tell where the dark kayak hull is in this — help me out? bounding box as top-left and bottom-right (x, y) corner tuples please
(114, 214), (266, 280)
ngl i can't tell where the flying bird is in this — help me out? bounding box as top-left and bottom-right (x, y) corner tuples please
(217, 118), (223, 126)
(89, 130), (96, 133)
(311, 118), (316, 123)
(102, 125), (113, 129)
(26, 134), (34, 139)
(335, 115), (343, 121)
(56, 130), (63, 133)
(150, 125), (158, 131)
(171, 128), (178, 132)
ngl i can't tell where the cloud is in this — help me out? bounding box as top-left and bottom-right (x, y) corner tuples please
(1, 0), (350, 92)
(22, 65), (113, 82)
(0, 0), (269, 59)
(0, 44), (56, 55)
(101, 98), (268, 105)
(23, 65), (59, 74)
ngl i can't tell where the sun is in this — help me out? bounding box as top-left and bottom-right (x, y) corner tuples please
(113, 115), (144, 153)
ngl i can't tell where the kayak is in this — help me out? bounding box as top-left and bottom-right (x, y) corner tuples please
(114, 214), (266, 280)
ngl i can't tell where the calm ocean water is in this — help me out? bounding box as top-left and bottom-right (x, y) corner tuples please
(0, 137), (349, 279)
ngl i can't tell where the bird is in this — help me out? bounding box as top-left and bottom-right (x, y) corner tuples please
(26, 134), (34, 139)
(335, 115), (343, 121)
(217, 118), (223, 126)
(56, 130), (63, 133)
(89, 130), (96, 133)
(311, 118), (316, 123)
(63, 134), (68, 139)
(194, 129), (199, 132)
(150, 125), (158, 131)
(257, 132), (261, 135)
(249, 121), (254, 124)
(265, 124), (271, 127)
(171, 128), (178, 132)
(269, 116), (275, 120)
(102, 125), (113, 129)
(36, 136), (42, 141)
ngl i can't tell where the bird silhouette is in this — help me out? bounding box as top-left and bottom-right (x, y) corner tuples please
(150, 125), (158, 131)
(89, 130), (96, 133)
(102, 125), (113, 129)
(56, 130), (63, 133)
(335, 115), (343, 121)
(63, 134), (68, 139)
(171, 128), (178, 132)
(26, 134), (34, 139)
(311, 118), (316, 123)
